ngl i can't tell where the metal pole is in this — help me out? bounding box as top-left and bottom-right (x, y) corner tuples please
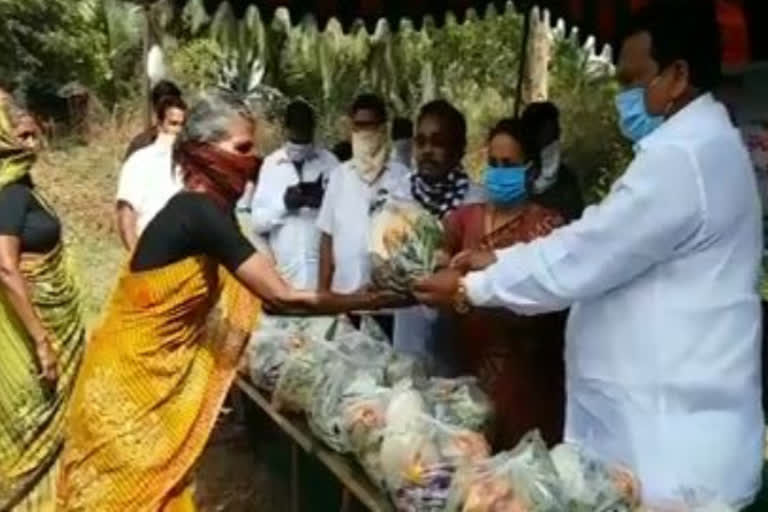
(143, 3), (153, 128)
(514, 5), (533, 118)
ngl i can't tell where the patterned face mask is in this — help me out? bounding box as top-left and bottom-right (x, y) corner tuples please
(352, 127), (390, 184)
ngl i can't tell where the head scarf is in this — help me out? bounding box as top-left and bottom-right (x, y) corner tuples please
(175, 141), (262, 210)
(0, 98), (36, 190)
(351, 127), (390, 184)
(411, 166), (471, 218)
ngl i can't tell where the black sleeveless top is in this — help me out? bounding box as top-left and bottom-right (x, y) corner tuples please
(0, 177), (61, 253)
(130, 191), (255, 273)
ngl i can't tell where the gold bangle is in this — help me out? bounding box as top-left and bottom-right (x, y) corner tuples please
(454, 280), (471, 314)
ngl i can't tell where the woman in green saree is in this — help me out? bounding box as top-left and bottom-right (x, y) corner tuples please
(0, 96), (87, 510)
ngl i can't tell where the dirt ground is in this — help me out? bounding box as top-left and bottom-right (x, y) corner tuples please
(195, 394), (350, 512)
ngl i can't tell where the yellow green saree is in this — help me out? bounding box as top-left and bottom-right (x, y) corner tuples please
(0, 100), (87, 510)
(57, 256), (260, 511)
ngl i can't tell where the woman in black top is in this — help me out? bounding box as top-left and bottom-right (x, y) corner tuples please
(57, 91), (403, 510)
(0, 98), (87, 509)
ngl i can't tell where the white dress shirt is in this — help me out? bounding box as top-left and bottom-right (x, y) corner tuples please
(250, 146), (338, 289)
(316, 160), (411, 293)
(115, 139), (182, 236)
(464, 94), (764, 507)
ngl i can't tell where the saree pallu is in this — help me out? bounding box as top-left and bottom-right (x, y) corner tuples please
(0, 243), (87, 511)
(57, 256), (260, 512)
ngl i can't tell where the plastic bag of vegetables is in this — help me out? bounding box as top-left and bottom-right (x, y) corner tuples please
(246, 316), (336, 392)
(369, 199), (444, 294)
(386, 351), (429, 387)
(549, 443), (641, 511)
(423, 377), (494, 435)
(272, 339), (331, 413)
(341, 385), (393, 490)
(450, 431), (566, 512)
(381, 412), (491, 512)
(308, 337), (389, 453)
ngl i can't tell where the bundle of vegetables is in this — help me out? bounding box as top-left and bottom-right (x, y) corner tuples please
(308, 332), (391, 452)
(549, 444), (641, 511)
(246, 316), (335, 392)
(341, 385), (394, 490)
(423, 378), (494, 436)
(381, 411), (491, 512)
(386, 351), (429, 387)
(369, 199), (445, 294)
(450, 431), (566, 512)
(272, 340), (331, 413)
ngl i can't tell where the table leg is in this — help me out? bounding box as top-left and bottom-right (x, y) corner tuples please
(339, 489), (351, 512)
(292, 443), (300, 512)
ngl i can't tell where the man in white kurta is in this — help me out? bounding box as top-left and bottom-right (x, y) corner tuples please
(415, 5), (763, 507)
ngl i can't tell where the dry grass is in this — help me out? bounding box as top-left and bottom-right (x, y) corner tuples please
(33, 112), (141, 323)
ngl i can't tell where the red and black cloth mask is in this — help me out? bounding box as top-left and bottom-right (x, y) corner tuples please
(175, 141), (262, 210)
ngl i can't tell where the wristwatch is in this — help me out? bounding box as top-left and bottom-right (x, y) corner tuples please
(454, 278), (471, 314)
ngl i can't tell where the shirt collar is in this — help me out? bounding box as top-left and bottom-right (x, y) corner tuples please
(276, 144), (319, 164)
(637, 93), (725, 151)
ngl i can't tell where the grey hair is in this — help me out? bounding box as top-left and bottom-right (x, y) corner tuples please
(175, 89), (254, 146)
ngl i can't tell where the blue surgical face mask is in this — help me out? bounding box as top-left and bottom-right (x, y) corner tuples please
(615, 87), (664, 142)
(484, 165), (528, 205)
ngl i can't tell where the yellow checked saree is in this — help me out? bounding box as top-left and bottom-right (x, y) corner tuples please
(57, 256), (260, 511)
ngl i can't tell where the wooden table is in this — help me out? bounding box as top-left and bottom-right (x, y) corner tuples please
(235, 377), (394, 512)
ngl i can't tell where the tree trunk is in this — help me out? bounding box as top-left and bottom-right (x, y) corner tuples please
(524, 7), (552, 104)
(143, 4), (153, 128)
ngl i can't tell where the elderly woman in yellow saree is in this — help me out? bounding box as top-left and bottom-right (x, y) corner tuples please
(0, 97), (87, 510)
(56, 91), (400, 511)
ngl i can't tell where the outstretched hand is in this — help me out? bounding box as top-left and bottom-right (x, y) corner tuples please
(412, 268), (463, 309)
(450, 249), (497, 274)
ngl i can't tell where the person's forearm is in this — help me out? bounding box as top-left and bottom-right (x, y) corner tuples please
(266, 290), (388, 316)
(116, 207), (138, 250)
(0, 268), (48, 342)
(318, 234), (334, 291)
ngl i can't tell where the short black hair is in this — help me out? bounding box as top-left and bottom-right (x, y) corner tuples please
(488, 118), (532, 161)
(151, 80), (182, 110)
(624, 0), (721, 91)
(521, 102), (560, 136)
(156, 95), (187, 121)
(392, 117), (413, 140)
(285, 100), (315, 132)
(350, 93), (387, 123)
(417, 100), (467, 153)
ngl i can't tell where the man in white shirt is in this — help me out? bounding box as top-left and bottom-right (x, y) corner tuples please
(415, 2), (763, 508)
(317, 94), (410, 334)
(394, 100), (484, 373)
(116, 95), (186, 249)
(250, 100), (338, 288)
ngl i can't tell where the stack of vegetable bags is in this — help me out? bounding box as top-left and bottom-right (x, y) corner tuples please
(308, 332), (391, 452)
(369, 199), (444, 294)
(270, 316), (355, 412)
(246, 316), (336, 392)
(549, 443), (641, 511)
(449, 432), (566, 512)
(381, 412), (491, 512)
(423, 378), (494, 436)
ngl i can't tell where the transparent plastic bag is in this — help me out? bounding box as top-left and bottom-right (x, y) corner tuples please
(423, 377), (494, 435)
(308, 341), (388, 453)
(451, 431), (566, 512)
(272, 339), (331, 413)
(369, 199), (444, 294)
(639, 488), (736, 512)
(549, 443), (641, 512)
(386, 351), (429, 387)
(381, 413), (491, 512)
(246, 316), (335, 392)
(341, 386), (393, 490)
